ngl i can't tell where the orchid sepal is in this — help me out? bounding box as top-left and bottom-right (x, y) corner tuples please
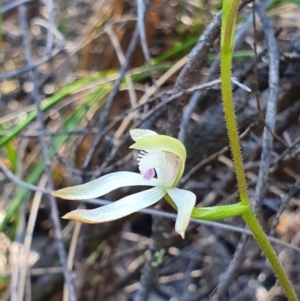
(62, 187), (166, 223)
(166, 187), (196, 238)
(129, 129), (158, 141)
(52, 171), (158, 200)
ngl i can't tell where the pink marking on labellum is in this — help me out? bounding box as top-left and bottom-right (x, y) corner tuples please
(142, 168), (155, 180)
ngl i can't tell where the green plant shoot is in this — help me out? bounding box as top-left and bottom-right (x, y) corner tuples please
(219, 0), (298, 300)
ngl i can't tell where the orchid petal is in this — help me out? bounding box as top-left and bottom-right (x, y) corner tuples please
(130, 129), (158, 142)
(62, 186), (166, 223)
(166, 187), (196, 238)
(130, 135), (186, 186)
(52, 171), (158, 200)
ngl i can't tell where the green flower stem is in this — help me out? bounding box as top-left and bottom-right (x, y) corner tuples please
(221, 0), (249, 206)
(219, 0), (298, 300)
(243, 212), (298, 301)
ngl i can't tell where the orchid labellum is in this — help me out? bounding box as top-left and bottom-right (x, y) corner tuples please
(52, 129), (196, 238)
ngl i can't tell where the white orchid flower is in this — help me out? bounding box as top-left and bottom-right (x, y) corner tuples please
(52, 129), (196, 238)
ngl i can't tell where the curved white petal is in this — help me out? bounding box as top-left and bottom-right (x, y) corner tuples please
(130, 129), (158, 142)
(167, 188), (196, 239)
(62, 186), (166, 223)
(52, 171), (158, 200)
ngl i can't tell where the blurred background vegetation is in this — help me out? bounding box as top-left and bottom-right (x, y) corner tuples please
(0, 0), (300, 300)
